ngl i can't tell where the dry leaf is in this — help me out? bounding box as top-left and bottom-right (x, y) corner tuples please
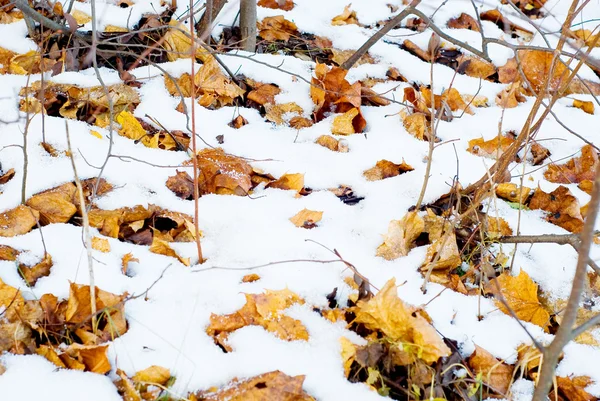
(19, 253), (53, 286)
(468, 134), (515, 159)
(363, 159), (413, 181)
(331, 49), (373, 66)
(0, 245), (19, 261)
(420, 230), (461, 273)
(468, 346), (513, 395)
(266, 173), (304, 192)
(194, 56), (245, 108)
(163, 21), (193, 61)
(258, 16), (298, 42)
(376, 211), (425, 260)
(150, 236), (190, 266)
(121, 253), (138, 275)
(26, 183), (77, 225)
(258, 0), (294, 11)
(290, 209), (323, 229)
(573, 99), (595, 114)
(64, 344), (111, 374)
(115, 369), (142, 401)
(485, 217), (513, 238)
(496, 81), (526, 108)
(166, 170), (195, 199)
(132, 365), (171, 386)
(91, 237), (111, 253)
(0, 205), (40, 237)
(289, 116), (313, 129)
(331, 108), (360, 135)
(0, 168), (15, 185)
(242, 274), (260, 283)
(402, 112), (430, 141)
(447, 13), (480, 31)
(544, 145), (598, 184)
(516, 50), (569, 94)
(206, 288), (308, 346)
(340, 337), (357, 377)
(332, 5), (359, 25)
(194, 371), (315, 400)
(265, 102), (303, 125)
(496, 183), (531, 203)
(194, 148), (253, 196)
(487, 270), (550, 330)
(574, 29), (600, 48)
(529, 185), (584, 233)
(557, 376), (597, 401)
(247, 83), (281, 105)
(354, 279), (451, 364)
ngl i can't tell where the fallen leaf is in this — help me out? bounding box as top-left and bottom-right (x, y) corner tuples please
(266, 173), (304, 192)
(496, 81), (526, 108)
(487, 270), (550, 330)
(258, 16), (298, 42)
(496, 183), (532, 203)
(485, 217), (513, 238)
(91, 237), (111, 253)
(19, 253), (53, 286)
(265, 102), (303, 125)
(162, 21), (193, 61)
(340, 337), (357, 377)
(194, 371), (315, 400)
(64, 344), (111, 374)
(114, 369), (142, 401)
(468, 345), (513, 395)
(331, 49), (373, 66)
(258, 0), (294, 11)
(363, 159), (414, 181)
(557, 376), (597, 401)
(517, 50), (569, 94)
(332, 5), (359, 25)
(376, 211), (425, 260)
(193, 148), (253, 195)
(0, 245), (19, 261)
(354, 279), (451, 364)
(194, 56), (245, 108)
(331, 108), (360, 135)
(0, 168), (15, 184)
(402, 112), (431, 141)
(229, 114), (248, 129)
(206, 288), (308, 347)
(132, 365), (171, 386)
(37, 345), (67, 368)
(574, 29), (600, 48)
(0, 205), (40, 237)
(544, 145), (598, 184)
(247, 83), (281, 105)
(529, 185), (584, 233)
(290, 209), (323, 229)
(316, 135), (343, 151)
(573, 99), (595, 114)
(242, 274), (260, 283)
(166, 170), (194, 199)
(468, 134), (515, 159)
(150, 236), (190, 266)
(447, 13), (480, 31)
(26, 183), (77, 225)
(289, 116), (313, 129)
(579, 180), (593, 195)
(71, 9), (91, 24)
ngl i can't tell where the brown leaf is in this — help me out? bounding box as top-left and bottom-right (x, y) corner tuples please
(258, 0), (294, 11)
(166, 170), (195, 199)
(19, 253), (53, 286)
(331, 5), (359, 26)
(194, 371), (315, 400)
(487, 270), (550, 330)
(496, 183), (532, 203)
(265, 102), (303, 125)
(229, 114), (249, 129)
(468, 134), (515, 159)
(457, 55), (497, 80)
(447, 13), (480, 31)
(26, 183), (77, 225)
(311, 64), (363, 125)
(363, 159), (413, 181)
(247, 83), (281, 105)
(354, 279), (451, 364)
(517, 50), (569, 94)
(121, 253), (138, 275)
(114, 369), (142, 401)
(557, 376), (598, 401)
(206, 289), (308, 345)
(0, 205), (40, 237)
(266, 173), (304, 192)
(421, 87), (473, 115)
(468, 346), (513, 395)
(194, 56), (245, 108)
(193, 148), (253, 195)
(315, 135), (343, 152)
(289, 209), (323, 229)
(574, 29), (600, 48)
(258, 16), (298, 42)
(361, 86), (390, 106)
(64, 344), (111, 374)
(496, 81), (526, 108)
(573, 99), (595, 114)
(544, 145), (598, 184)
(0, 245), (19, 261)
(402, 112), (431, 141)
(88, 205), (157, 238)
(150, 236), (190, 266)
(37, 345), (67, 368)
(0, 168), (15, 184)
(289, 116), (313, 129)
(376, 211), (425, 260)
(331, 49), (374, 66)
(242, 274), (261, 283)
(579, 180), (594, 195)
(485, 217), (513, 238)
(529, 186), (584, 233)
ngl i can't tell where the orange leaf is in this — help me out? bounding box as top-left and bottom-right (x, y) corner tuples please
(0, 205), (40, 237)
(468, 346), (513, 395)
(544, 145), (598, 184)
(289, 209), (323, 229)
(258, 16), (298, 42)
(363, 159), (413, 181)
(529, 186), (584, 233)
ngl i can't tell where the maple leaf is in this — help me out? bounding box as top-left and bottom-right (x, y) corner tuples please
(331, 5), (359, 26)
(468, 346), (514, 395)
(354, 279), (451, 364)
(258, 16), (298, 42)
(544, 145), (598, 184)
(529, 185), (584, 233)
(0, 205), (39, 237)
(363, 159), (414, 181)
(290, 209), (323, 229)
(194, 371), (315, 400)
(487, 270), (550, 330)
(376, 211), (425, 260)
(258, 0), (294, 11)
(206, 288), (308, 349)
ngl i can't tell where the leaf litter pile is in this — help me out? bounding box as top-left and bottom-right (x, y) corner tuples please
(0, 0), (600, 400)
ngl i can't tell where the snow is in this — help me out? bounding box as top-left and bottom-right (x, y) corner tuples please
(0, 0), (599, 399)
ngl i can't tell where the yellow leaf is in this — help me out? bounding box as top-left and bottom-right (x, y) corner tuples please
(332, 5), (359, 25)
(258, 16), (299, 42)
(163, 21), (193, 61)
(91, 237), (111, 253)
(331, 108), (359, 135)
(363, 159), (413, 181)
(289, 209), (323, 228)
(487, 270), (550, 330)
(0, 205), (40, 237)
(104, 25), (128, 33)
(90, 130), (103, 139)
(266, 173), (304, 192)
(65, 344), (111, 374)
(121, 252), (138, 275)
(340, 337), (357, 377)
(132, 366), (171, 386)
(116, 111), (158, 148)
(376, 211), (424, 260)
(71, 10), (91, 24)
(265, 102), (303, 125)
(194, 56), (245, 108)
(26, 183), (77, 225)
(495, 183), (531, 203)
(19, 253), (53, 286)
(150, 237), (190, 266)
(354, 279), (451, 364)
